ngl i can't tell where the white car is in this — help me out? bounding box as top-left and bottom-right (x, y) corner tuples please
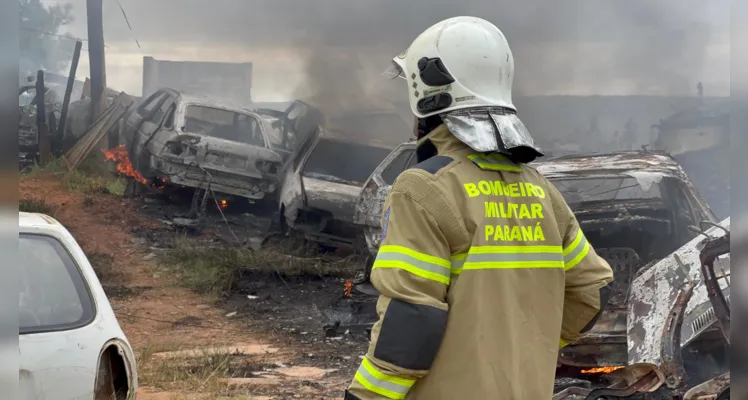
(19, 212), (137, 399)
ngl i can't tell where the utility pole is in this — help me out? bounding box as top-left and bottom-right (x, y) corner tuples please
(86, 0), (106, 125)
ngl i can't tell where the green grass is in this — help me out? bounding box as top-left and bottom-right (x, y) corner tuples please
(24, 156), (128, 196)
(160, 236), (360, 296)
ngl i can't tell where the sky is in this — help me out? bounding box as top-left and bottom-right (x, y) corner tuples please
(46, 0), (731, 101)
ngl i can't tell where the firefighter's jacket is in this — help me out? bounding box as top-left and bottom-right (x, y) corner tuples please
(346, 124), (614, 400)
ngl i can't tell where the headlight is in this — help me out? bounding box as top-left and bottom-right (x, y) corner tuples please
(164, 141), (187, 156)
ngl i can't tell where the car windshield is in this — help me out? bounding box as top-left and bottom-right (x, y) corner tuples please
(551, 177), (663, 205)
(183, 105), (266, 147)
(303, 139), (392, 185)
(19, 234), (95, 334)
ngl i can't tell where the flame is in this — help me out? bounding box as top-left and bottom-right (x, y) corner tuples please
(219, 199), (228, 209)
(101, 145), (147, 184)
(581, 366), (624, 374)
(344, 280), (353, 297)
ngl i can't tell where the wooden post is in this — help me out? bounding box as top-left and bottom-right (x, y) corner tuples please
(35, 70), (51, 165)
(86, 0), (106, 125)
(56, 40), (82, 155)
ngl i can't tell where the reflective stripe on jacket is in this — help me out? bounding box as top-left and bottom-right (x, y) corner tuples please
(347, 124), (614, 400)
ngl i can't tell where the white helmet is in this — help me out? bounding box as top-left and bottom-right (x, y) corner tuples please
(383, 16), (542, 161)
(383, 16), (516, 118)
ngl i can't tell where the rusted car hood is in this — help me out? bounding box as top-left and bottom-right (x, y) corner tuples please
(627, 217), (730, 365)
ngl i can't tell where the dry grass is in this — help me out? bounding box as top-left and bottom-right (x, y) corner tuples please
(136, 342), (279, 398)
(160, 236), (361, 296)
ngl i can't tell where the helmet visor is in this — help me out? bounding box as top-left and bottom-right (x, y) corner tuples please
(381, 60), (406, 80)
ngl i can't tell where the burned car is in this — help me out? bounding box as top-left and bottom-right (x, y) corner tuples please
(554, 218), (731, 399)
(356, 149), (716, 259)
(122, 88), (295, 202)
(274, 105), (407, 250)
(353, 148), (721, 394)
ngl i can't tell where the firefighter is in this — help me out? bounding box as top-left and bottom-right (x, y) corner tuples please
(344, 16), (614, 400)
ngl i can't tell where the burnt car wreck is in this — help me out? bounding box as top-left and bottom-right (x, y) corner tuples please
(340, 149), (730, 397)
(272, 105), (408, 250)
(554, 218), (731, 399)
(122, 89), (304, 205)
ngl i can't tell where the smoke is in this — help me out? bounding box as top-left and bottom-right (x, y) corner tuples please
(66, 0), (727, 100)
(263, 0), (727, 109)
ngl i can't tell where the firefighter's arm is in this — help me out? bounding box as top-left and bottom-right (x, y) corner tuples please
(346, 173), (453, 400)
(549, 186), (615, 347)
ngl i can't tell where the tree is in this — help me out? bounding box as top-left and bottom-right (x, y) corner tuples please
(19, 0), (75, 78)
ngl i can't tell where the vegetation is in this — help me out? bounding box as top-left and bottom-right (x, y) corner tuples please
(161, 236), (359, 296)
(19, 198), (54, 214)
(25, 156), (128, 196)
(135, 342), (278, 398)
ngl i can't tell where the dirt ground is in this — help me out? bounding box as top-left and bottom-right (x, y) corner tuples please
(20, 171), (370, 399)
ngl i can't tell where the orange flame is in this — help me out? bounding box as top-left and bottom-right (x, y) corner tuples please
(581, 366), (624, 374)
(219, 199), (229, 209)
(102, 145), (147, 184)
(344, 280), (353, 297)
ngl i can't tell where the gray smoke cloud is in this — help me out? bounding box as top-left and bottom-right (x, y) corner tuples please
(58, 0), (727, 104)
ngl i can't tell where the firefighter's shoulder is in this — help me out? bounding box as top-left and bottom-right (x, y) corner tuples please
(392, 155), (459, 198)
(400, 155), (459, 182)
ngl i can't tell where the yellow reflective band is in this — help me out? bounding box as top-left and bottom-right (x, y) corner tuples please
(559, 338), (568, 348)
(354, 357), (416, 399)
(374, 245), (452, 285)
(563, 230), (591, 270)
(450, 253), (467, 275)
(450, 245), (564, 272)
(468, 153), (522, 172)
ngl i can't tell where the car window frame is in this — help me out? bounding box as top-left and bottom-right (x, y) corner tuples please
(151, 96), (176, 128)
(136, 91), (167, 117)
(380, 148), (416, 185)
(19, 233), (97, 335)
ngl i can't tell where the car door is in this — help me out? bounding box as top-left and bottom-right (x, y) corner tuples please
(353, 142), (417, 255)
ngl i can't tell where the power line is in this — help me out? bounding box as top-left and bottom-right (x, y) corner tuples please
(110, 0), (141, 50)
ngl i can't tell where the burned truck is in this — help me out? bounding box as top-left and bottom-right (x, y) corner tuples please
(121, 88), (295, 204)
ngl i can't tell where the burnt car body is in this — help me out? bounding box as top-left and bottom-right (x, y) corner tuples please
(122, 88), (295, 201)
(275, 106), (407, 249)
(617, 218), (730, 399)
(354, 148), (719, 368)
(536, 152), (718, 372)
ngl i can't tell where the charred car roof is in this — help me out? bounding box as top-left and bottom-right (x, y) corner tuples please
(532, 151), (688, 180)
